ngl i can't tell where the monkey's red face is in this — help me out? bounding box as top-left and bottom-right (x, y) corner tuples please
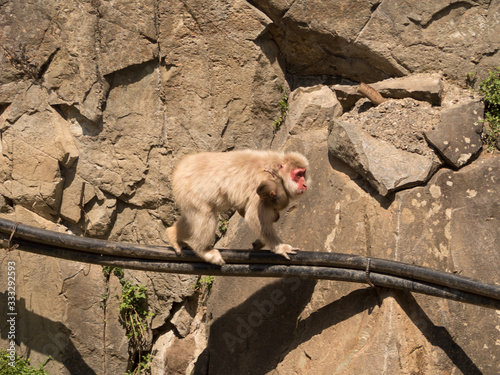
(291, 168), (307, 195)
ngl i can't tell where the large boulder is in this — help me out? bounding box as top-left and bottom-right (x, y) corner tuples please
(251, 0), (500, 84)
(328, 118), (438, 196)
(328, 98), (444, 195)
(333, 73), (444, 112)
(425, 99), (484, 169)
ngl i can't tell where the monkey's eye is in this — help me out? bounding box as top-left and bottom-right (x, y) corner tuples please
(291, 168), (306, 181)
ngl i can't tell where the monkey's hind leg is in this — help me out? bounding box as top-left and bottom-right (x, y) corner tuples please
(166, 222), (183, 255)
(200, 248), (225, 266)
(166, 216), (191, 255)
(190, 209), (225, 266)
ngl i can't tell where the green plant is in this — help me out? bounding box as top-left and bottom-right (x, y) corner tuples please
(218, 217), (229, 235)
(465, 71), (477, 89)
(100, 292), (109, 309)
(101, 267), (125, 308)
(102, 266), (112, 278)
(195, 275), (215, 292)
(119, 282), (154, 345)
(483, 112), (500, 152)
(479, 67), (500, 152)
(102, 266), (124, 278)
(273, 85), (289, 130)
(125, 353), (151, 375)
(101, 266), (153, 374)
(0, 349), (51, 374)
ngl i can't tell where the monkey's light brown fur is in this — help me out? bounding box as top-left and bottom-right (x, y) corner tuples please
(166, 150), (310, 266)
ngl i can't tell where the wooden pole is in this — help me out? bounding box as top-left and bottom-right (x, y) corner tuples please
(357, 82), (386, 105)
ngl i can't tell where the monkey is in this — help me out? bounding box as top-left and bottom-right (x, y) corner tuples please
(166, 149), (310, 266)
(251, 171), (289, 252)
(256, 166), (289, 222)
(235, 167), (288, 221)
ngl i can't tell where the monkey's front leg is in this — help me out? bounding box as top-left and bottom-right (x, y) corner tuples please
(245, 201), (299, 260)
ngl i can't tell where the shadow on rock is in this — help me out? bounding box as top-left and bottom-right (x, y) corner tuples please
(0, 293), (96, 375)
(194, 284), (482, 375)
(394, 291), (483, 375)
(196, 277), (316, 375)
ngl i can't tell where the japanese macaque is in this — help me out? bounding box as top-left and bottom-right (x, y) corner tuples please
(166, 150), (310, 265)
(256, 167), (289, 222)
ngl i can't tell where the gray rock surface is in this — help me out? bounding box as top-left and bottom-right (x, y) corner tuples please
(334, 73), (444, 111)
(328, 97), (447, 195)
(286, 85), (343, 134)
(328, 118), (438, 196)
(425, 99), (484, 168)
(371, 73), (444, 106)
(207, 142), (500, 375)
(250, 0), (500, 83)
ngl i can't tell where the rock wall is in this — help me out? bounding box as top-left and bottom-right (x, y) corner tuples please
(0, 0), (499, 374)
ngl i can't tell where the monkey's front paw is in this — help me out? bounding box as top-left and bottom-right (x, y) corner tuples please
(202, 249), (226, 266)
(272, 244), (299, 260)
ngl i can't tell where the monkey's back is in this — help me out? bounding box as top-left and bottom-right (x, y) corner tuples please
(172, 150), (286, 212)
